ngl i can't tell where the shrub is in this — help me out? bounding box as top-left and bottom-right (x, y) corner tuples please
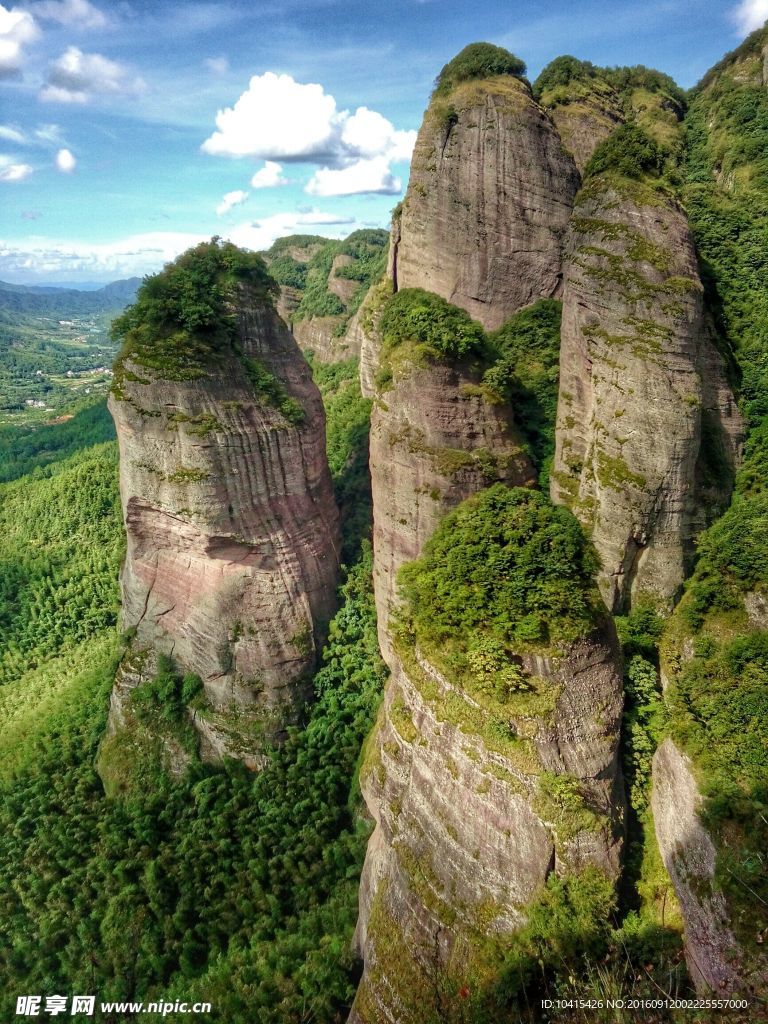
(242, 357), (305, 425)
(433, 43), (526, 97)
(379, 288), (485, 362)
(484, 299), (562, 481)
(533, 55), (597, 97)
(585, 123), (664, 180)
(112, 238), (277, 378)
(267, 253), (308, 290)
(398, 484), (600, 658)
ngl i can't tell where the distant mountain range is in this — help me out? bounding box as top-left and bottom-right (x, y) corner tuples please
(0, 278), (141, 316)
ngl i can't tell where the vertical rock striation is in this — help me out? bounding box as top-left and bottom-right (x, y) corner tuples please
(652, 738), (744, 995)
(351, 487), (624, 1022)
(107, 249), (340, 765)
(369, 357), (535, 659)
(393, 74), (579, 330)
(550, 179), (741, 611)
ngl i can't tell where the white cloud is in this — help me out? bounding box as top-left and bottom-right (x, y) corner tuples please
(201, 71), (416, 196)
(35, 123), (65, 144)
(227, 210), (358, 251)
(0, 4), (39, 77)
(0, 124), (26, 143)
(0, 214), (366, 282)
(0, 230), (206, 281)
(250, 160), (287, 189)
(215, 188), (248, 215)
(31, 0), (107, 29)
(306, 156), (401, 197)
(40, 46), (145, 103)
(204, 55), (229, 75)
(731, 0), (768, 33)
(202, 72), (339, 161)
(55, 147), (76, 172)
(0, 159), (33, 181)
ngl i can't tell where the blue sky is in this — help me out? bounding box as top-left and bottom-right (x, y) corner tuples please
(0, 0), (764, 284)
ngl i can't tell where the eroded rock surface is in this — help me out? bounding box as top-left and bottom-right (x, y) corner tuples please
(370, 359), (535, 660)
(652, 739), (745, 995)
(394, 76), (580, 330)
(108, 289), (340, 761)
(550, 182), (742, 611)
(351, 628), (624, 1022)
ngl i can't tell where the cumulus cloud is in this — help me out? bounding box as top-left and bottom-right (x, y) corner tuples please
(250, 160), (287, 189)
(731, 0), (768, 33)
(55, 147), (76, 172)
(40, 46), (145, 103)
(0, 4), (39, 77)
(306, 156), (401, 197)
(31, 0), (107, 29)
(201, 72), (416, 196)
(215, 188), (248, 215)
(204, 55), (229, 75)
(0, 157), (33, 181)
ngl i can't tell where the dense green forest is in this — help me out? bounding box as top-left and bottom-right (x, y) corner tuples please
(0, 279), (137, 420)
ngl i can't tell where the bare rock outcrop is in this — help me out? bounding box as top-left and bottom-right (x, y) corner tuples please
(550, 181), (742, 611)
(652, 739), (744, 995)
(393, 75), (580, 330)
(292, 315), (356, 363)
(108, 284), (340, 763)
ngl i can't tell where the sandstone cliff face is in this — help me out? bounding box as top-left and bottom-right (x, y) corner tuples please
(652, 739), (744, 995)
(108, 288), (340, 761)
(369, 359), (535, 660)
(292, 315), (359, 363)
(356, 279), (392, 399)
(351, 626), (624, 1023)
(393, 76), (580, 330)
(543, 87), (623, 174)
(550, 181), (742, 611)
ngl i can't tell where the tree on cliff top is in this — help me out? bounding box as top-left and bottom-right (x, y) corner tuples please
(433, 42), (527, 97)
(113, 238), (276, 343)
(111, 238), (277, 378)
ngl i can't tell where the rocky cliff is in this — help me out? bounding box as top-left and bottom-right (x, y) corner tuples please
(535, 66), (623, 174)
(652, 738), (745, 995)
(105, 242), (340, 770)
(369, 334), (535, 658)
(264, 230), (389, 364)
(351, 486), (624, 1022)
(533, 57), (686, 175)
(550, 174), (741, 612)
(393, 68), (580, 330)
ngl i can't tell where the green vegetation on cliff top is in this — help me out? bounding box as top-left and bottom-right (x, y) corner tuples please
(112, 237), (277, 380)
(379, 287), (485, 363)
(533, 56), (685, 112)
(398, 484), (601, 662)
(433, 42), (527, 97)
